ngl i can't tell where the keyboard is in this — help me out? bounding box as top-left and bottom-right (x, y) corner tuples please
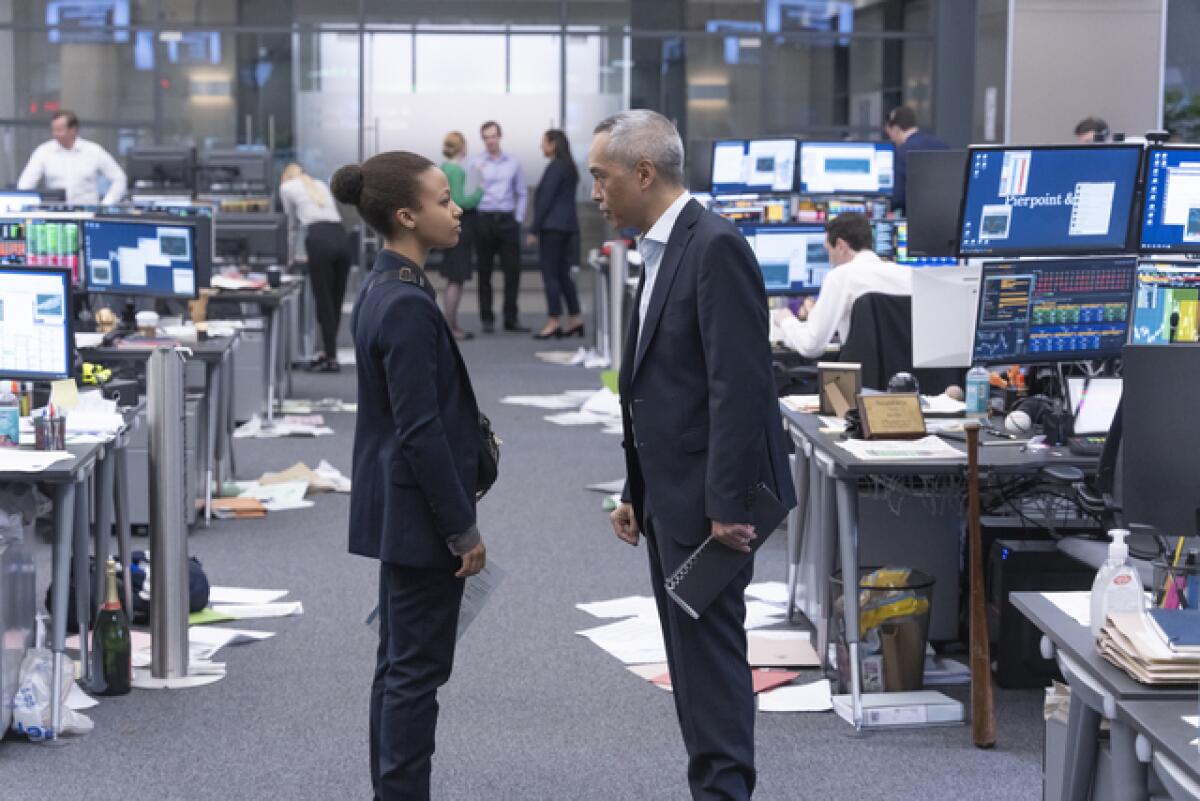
(1067, 435), (1106, 456)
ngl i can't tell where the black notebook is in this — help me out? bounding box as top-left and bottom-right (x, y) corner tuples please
(664, 483), (790, 619)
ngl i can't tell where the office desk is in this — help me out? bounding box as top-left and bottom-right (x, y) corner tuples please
(1012, 592), (1198, 801)
(779, 405), (1098, 729)
(212, 279), (302, 424)
(79, 335), (239, 524)
(1117, 701), (1200, 801)
(0, 443), (99, 739)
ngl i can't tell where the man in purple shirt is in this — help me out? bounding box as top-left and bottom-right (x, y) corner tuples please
(471, 121), (529, 333)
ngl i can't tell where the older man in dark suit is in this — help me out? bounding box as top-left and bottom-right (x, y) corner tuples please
(589, 110), (796, 801)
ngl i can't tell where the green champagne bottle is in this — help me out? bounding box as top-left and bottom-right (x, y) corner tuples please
(94, 559), (132, 696)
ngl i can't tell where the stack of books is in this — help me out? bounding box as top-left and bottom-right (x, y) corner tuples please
(1098, 610), (1200, 684)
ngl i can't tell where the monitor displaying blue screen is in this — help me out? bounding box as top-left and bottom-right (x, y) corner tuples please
(82, 218), (197, 298)
(710, 139), (797, 195)
(740, 224), (829, 295)
(1139, 146), (1200, 254)
(799, 141), (894, 196)
(971, 257), (1137, 364)
(958, 146), (1142, 257)
(0, 266), (73, 380)
(1131, 263), (1200, 344)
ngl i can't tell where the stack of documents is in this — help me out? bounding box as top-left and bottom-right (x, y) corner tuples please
(836, 436), (963, 461)
(1098, 611), (1200, 684)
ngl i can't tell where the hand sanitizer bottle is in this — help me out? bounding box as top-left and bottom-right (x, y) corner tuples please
(1089, 528), (1145, 639)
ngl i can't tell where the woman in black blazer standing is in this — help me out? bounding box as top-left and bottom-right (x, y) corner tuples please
(332, 151), (487, 801)
(527, 129), (583, 339)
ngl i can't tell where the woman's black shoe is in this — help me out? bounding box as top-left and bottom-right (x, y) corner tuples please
(533, 325), (560, 340)
(316, 358), (341, 373)
(557, 323), (586, 339)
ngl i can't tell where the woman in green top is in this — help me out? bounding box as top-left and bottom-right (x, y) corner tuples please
(439, 131), (484, 340)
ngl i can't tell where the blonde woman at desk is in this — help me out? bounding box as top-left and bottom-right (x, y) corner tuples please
(771, 212), (911, 358)
(280, 162), (350, 372)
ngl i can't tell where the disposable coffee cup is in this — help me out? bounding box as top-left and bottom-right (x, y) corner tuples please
(135, 310), (159, 337)
(267, 266), (282, 288)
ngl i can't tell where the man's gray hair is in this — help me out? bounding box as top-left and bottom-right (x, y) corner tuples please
(593, 110), (685, 187)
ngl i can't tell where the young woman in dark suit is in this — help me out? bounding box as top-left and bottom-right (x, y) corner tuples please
(527, 129), (583, 339)
(332, 151), (487, 801)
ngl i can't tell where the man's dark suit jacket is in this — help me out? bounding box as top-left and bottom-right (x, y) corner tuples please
(349, 249), (480, 569)
(530, 159), (579, 234)
(893, 129), (949, 213)
(620, 198), (796, 552)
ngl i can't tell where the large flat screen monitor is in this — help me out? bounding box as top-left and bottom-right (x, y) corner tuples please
(0, 266), (73, 380)
(957, 145), (1142, 258)
(740, 223), (829, 295)
(1139, 145), (1200, 254)
(971, 257), (1137, 364)
(710, 139), (797, 195)
(126, 145), (196, 192)
(0, 191), (41, 213)
(906, 149), (967, 257)
(198, 147), (273, 195)
(0, 215), (83, 283)
(798, 141), (894, 196)
(82, 218), (198, 298)
(1130, 263), (1200, 344)
(214, 212), (287, 264)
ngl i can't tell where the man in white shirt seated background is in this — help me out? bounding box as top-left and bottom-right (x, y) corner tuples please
(17, 110), (127, 205)
(771, 212), (911, 358)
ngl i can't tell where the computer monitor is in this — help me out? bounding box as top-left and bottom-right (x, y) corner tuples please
(123, 210), (212, 291)
(912, 264), (982, 368)
(0, 191), (41, 213)
(906, 149), (967, 257)
(1130, 263), (1200, 344)
(1065, 377), (1122, 436)
(872, 220), (895, 259)
(214, 212), (287, 264)
(893, 221), (958, 266)
(971, 257), (1137, 364)
(798, 141), (895, 196)
(198, 147), (274, 195)
(81, 218), (198, 299)
(0, 215), (83, 283)
(740, 223), (829, 295)
(126, 145), (197, 191)
(1139, 145), (1200, 254)
(957, 145), (1143, 258)
(710, 139), (798, 195)
(0, 266), (73, 380)
(39, 189), (66, 203)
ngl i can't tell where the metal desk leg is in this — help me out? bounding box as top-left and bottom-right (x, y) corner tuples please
(264, 306), (280, 424)
(1110, 721), (1150, 801)
(223, 346), (237, 479)
(50, 480), (77, 739)
(835, 476), (863, 729)
(1061, 692), (1102, 801)
(203, 361), (221, 525)
(786, 439), (810, 623)
(72, 474), (92, 688)
(815, 458), (838, 665)
(113, 442), (134, 620)
(284, 295), (295, 397)
(91, 450), (116, 612)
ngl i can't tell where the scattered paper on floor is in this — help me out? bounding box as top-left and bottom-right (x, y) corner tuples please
(241, 481), (313, 511)
(585, 479), (626, 495)
(577, 595), (658, 619)
(747, 630), (820, 668)
(211, 601), (303, 620)
(745, 582), (790, 606)
(279, 398), (357, 414)
(758, 679), (833, 713)
(500, 393), (590, 410)
(66, 683), (98, 711)
(235, 415), (335, 439)
(207, 587), (289, 605)
(258, 460), (351, 494)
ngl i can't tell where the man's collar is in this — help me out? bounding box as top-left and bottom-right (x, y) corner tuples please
(844, 249), (882, 267)
(640, 190), (692, 246)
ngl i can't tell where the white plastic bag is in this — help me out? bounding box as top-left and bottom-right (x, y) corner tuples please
(11, 648), (93, 741)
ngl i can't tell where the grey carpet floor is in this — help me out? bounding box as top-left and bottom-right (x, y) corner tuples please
(0, 323), (1047, 800)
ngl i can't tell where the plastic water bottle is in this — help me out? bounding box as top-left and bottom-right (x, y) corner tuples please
(965, 365), (989, 419)
(0, 383), (19, 448)
(1089, 528), (1145, 639)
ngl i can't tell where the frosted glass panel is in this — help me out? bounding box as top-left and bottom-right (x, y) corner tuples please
(511, 35), (560, 94)
(415, 34), (505, 94)
(295, 31), (360, 181)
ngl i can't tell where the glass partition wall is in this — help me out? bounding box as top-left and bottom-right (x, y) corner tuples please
(0, 0), (936, 243)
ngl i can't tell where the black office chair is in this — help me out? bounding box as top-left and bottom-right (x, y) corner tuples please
(838, 292), (964, 394)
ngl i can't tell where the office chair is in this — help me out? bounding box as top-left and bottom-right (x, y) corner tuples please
(837, 292), (964, 394)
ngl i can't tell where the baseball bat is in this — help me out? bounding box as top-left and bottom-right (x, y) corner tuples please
(964, 420), (996, 748)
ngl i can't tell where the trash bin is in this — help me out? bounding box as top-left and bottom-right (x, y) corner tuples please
(830, 566), (935, 693)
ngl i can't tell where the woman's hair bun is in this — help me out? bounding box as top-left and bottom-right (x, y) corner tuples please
(330, 163), (364, 206)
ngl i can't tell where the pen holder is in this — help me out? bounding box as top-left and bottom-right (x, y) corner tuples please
(1153, 555), (1200, 610)
(33, 416), (66, 451)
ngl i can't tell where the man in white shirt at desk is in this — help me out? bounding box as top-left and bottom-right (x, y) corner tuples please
(17, 110), (127, 205)
(771, 212), (911, 358)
